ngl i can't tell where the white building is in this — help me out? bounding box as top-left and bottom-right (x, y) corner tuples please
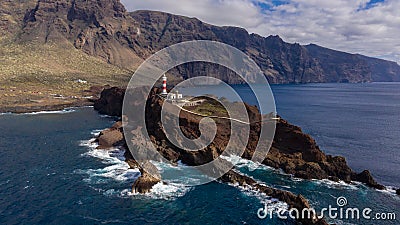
(167, 90), (183, 100)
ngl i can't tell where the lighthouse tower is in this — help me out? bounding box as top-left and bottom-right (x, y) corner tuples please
(161, 74), (168, 96)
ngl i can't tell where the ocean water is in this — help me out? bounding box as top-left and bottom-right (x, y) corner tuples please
(0, 83), (399, 224)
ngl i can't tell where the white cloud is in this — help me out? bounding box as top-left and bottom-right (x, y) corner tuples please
(121, 0), (400, 63)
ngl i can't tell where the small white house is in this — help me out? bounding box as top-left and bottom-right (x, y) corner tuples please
(167, 90), (183, 100)
(76, 79), (88, 84)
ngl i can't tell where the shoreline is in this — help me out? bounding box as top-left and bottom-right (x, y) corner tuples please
(0, 96), (95, 114)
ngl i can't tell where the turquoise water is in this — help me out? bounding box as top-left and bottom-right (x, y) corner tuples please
(0, 83), (399, 224)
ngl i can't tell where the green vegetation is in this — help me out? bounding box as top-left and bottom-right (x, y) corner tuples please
(0, 39), (132, 111)
(185, 99), (228, 117)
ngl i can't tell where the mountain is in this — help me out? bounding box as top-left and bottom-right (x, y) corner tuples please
(1, 0), (400, 89)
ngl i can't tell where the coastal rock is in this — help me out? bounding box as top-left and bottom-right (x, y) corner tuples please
(396, 189), (400, 195)
(220, 170), (329, 225)
(132, 161), (161, 194)
(97, 121), (124, 148)
(94, 86), (386, 224)
(94, 87), (124, 117)
(95, 87), (386, 190)
(352, 170), (385, 190)
(97, 129), (123, 149)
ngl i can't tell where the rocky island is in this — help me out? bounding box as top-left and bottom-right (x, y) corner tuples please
(92, 86), (387, 225)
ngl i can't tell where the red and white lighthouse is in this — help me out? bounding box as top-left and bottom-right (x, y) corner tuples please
(161, 74), (168, 95)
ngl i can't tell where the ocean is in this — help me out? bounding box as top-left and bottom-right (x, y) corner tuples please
(0, 83), (399, 224)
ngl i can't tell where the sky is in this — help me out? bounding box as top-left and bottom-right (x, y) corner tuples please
(121, 0), (400, 64)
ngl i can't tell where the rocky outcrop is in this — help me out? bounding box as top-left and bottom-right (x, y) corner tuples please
(97, 121), (124, 148)
(94, 87), (124, 117)
(95, 87), (386, 191)
(260, 118), (385, 189)
(132, 161), (161, 194)
(220, 170), (328, 225)
(93, 86), (392, 224)
(353, 170), (385, 190)
(0, 0), (37, 37)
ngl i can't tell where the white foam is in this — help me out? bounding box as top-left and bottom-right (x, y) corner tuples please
(223, 155), (363, 192)
(0, 106), (94, 116)
(23, 109), (76, 115)
(376, 186), (399, 197)
(78, 129), (193, 200)
(121, 182), (192, 200)
(90, 129), (103, 136)
(79, 138), (98, 148)
(221, 154), (275, 171)
(312, 179), (359, 190)
(226, 181), (289, 213)
(77, 129), (139, 186)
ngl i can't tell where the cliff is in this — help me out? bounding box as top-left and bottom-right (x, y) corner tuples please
(1, 0), (399, 85)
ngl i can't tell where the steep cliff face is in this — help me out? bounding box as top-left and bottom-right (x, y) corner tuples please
(129, 10), (399, 84)
(305, 44), (372, 83)
(0, 0), (37, 37)
(358, 55), (400, 82)
(21, 0), (142, 69)
(2, 0), (400, 84)
(129, 10), (325, 84)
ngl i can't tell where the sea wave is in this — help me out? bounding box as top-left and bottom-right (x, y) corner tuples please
(311, 179), (359, 190)
(78, 137), (139, 183)
(120, 181), (192, 200)
(377, 186), (399, 197)
(24, 108), (77, 115)
(222, 155), (362, 191)
(78, 130), (192, 200)
(0, 106), (95, 116)
(226, 181), (289, 212)
(220, 154), (275, 171)
(0, 109), (76, 116)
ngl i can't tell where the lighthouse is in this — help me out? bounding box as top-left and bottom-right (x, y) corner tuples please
(161, 74), (168, 96)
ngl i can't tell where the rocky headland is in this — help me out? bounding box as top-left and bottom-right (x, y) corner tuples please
(92, 86), (388, 224)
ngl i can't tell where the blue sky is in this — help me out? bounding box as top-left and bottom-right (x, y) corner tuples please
(121, 0), (399, 63)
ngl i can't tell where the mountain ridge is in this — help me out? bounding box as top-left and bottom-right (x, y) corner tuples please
(2, 0), (400, 85)
(1, 0), (400, 111)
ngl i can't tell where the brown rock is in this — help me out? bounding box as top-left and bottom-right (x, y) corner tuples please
(353, 170), (385, 190)
(220, 170), (329, 225)
(95, 86), (386, 191)
(132, 161), (161, 194)
(97, 123), (124, 148)
(94, 87), (124, 117)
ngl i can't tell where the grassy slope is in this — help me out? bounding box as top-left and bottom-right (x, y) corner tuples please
(0, 0), (137, 111)
(0, 39), (133, 111)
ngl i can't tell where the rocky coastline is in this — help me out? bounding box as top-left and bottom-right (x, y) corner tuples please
(90, 86), (394, 224)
